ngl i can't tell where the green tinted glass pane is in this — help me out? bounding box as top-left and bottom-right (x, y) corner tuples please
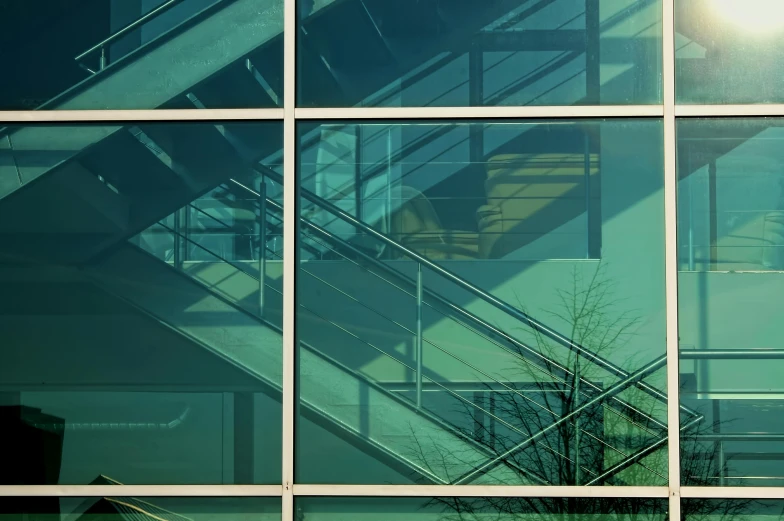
(298, 0), (662, 107)
(675, 2), (784, 104)
(678, 118), (784, 486)
(297, 497), (668, 521)
(1, 497), (279, 521)
(296, 119), (667, 485)
(0, 0), (282, 110)
(0, 122), (283, 484)
(683, 499), (784, 520)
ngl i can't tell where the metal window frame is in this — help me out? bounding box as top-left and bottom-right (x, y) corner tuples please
(662, 0), (682, 519)
(3, 0), (784, 516)
(282, 0), (296, 519)
(9, 103), (784, 123)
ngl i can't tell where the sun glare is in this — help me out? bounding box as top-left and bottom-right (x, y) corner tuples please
(713, 0), (784, 32)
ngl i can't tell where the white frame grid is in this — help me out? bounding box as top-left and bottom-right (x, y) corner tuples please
(0, 0), (779, 517)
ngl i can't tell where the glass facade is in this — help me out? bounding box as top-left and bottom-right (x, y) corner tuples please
(1, 0), (781, 519)
(296, 119), (667, 486)
(683, 499), (784, 521)
(675, 2), (784, 104)
(1, 121), (283, 484)
(678, 119), (784, 487)
(296, 497), (668, 521)
(0, 497), (280, 521)
(0, 0), (283, 110)
(297, 0), (662, 107)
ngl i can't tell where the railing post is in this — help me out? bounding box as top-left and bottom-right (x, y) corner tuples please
(173, 208), (182, 269)
(99, 46), (107, 70)
(183, 204), (190, 261)
(584, 133), (591, 259)
(574, 354), (581, 485)
(416, 263), (423, 409)
(713, 398), (725, 486)
(259, 178), (268, 318)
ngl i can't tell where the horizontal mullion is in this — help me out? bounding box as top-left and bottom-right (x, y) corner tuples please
(681, 487), (784, 499)
(0, 109), (284, 123)
(676, 105), (784, 117)
(291, 485), (670, 498)
(12, 105), (784, 121)
(295, 106), (664, 120)
(0, 485), (283, 497)
(11, 484), (784, 499)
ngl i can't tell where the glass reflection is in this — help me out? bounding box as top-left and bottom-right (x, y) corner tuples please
(0, 122), (283, 484)
(676, 0), (784, 103)
(683, 499), (784, 521)
(298, 0), (662, 107)
(0, 496), (280, 521)
(0, 0), (283, 110)
(678, 118), (784, 486)
(297, 497), (667, 521)
(296, 119), (668, 485)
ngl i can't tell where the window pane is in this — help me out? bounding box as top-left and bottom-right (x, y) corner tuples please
(0, 122), (283, 484)
(675, 2), (784, 104)
(678, 118), (784, 486)
(0, 1), (283, 110)
(297, 497), (667, 521)
(298, 0), (662, 107)
(296, 119), (667, 485)
(1, 496), (279, 521)
(683, 499), (784, 520)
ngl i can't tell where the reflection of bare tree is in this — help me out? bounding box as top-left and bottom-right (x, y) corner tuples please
(428, 494), (761, 521)
(399, 263), (755, 519)
(431, 496), (665, 521)
(402, 263), (664, 486)
(678, 429), (762, 521)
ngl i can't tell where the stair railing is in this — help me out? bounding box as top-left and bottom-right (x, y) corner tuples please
(148, 204), (663, 484)
(75, 0), (193, 74)
(256, 167), (696, 421)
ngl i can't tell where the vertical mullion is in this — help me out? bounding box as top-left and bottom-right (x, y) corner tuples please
(662, 0), (680, 516)
(282, 0), (297, 515)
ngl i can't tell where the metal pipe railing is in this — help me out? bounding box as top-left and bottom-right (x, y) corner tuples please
(266, 192), (675, 483)
(75, 0), (190, 67)
(454, 353), (668, 484)
(416, 263), (423, 409)
(155, 187), (675, 485)
(696, 433), (784, 441)
(232, 174), (675, 432)
(224, 176), (690, 486)
(680, 349), (784, 360)
(259, 177), (268, 317)
(259, 166), (692, 419)
(585, 413), (704, 486)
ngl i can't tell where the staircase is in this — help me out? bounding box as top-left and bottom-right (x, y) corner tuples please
(74, 165), (697, 485)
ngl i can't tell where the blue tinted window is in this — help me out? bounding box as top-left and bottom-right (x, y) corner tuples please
(298, 0), (662, 107)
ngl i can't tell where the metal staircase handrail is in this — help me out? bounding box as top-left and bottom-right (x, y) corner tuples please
(148, 191), (675, 484)
(258, 167), (694, 420)
(584, 412), (704, 486)
(185, 188), (670, 482)
(454, 353), (669, 484)
(227, 178), (677, 485)
(132, 226), (554, 485)
(75, 0), (193, 65)
(226, 176), (663, 431)
(88, 244), (450, 484)
(230, 174), (675, 435)
(155, 217), (610, 461)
